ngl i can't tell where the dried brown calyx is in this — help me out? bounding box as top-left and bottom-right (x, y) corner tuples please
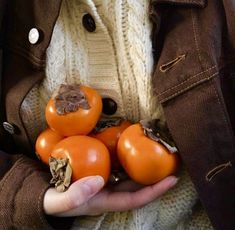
(92, 117), (123, 134)
(49, 157), (72, 192)
(140, 119), (178, 153)
(54, 84), (90, 115)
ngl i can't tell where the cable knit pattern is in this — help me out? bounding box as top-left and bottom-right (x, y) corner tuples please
(20, 0), (211, 229)
(21, 85), (46, 143)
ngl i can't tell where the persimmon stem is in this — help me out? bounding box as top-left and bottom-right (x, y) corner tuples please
(140, 119), (178, 153)
(49, 157), (72, 192)
(55, 84), (90, 115)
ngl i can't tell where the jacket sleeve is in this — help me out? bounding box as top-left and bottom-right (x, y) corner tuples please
(0, 151), (52, 229)
(0, 2), (73, 228)
(0, 151), (75, 229)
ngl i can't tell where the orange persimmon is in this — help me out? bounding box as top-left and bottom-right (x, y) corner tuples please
(35, 128), (64, 165)
(91, 119), (131, 171)
(45, 84), (102, 136)
(117, 123), (179, 185)
(51, 135), (111, 184)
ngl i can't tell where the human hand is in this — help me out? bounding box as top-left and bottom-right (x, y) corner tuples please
(43, 175), (178, 217)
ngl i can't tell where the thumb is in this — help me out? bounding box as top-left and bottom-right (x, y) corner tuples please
(43, 176), (104, 215)
(68, 175), (105, 206)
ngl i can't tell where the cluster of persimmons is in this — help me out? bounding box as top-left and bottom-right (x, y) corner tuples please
(35, 84), (179, 191)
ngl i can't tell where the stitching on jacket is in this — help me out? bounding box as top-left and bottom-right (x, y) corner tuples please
(159, 54), (186, 72)
(191, 8), (203, 68)
(206, 161), (232, 182)
(158, 65), (217, 97)
(205, 78), (235, 182)
(212, 77), (235, 138)
(38, 189), (46, 226)
(38, 179), (51, 228)
(160, 71), (218, 102)
(158, 10), (218, 100)
(211, 77), (235, 151)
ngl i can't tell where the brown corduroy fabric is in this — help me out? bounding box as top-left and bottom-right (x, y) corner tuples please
(0, 156), (52, 229)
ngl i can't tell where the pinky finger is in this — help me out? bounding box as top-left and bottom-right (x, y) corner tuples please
(124, 176), (179, 210)
(103, 175), (179, 212)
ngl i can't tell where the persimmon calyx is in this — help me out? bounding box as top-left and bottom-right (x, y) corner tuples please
(49, 157), (72, 192)
(55, 84), (91, 115)
(92, 117), (123, 133)
(140, 119), (178, 153)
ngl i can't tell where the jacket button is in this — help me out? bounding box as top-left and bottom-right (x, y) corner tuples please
(2, 122), (17, 135)
(102, 98), (117, 115)
(82, 14), (96, 32)
(28, 28), (40, 44)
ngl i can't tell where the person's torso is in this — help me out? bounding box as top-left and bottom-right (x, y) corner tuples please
(19, 1), (206, 229)
(20, 0), (164, 143)
(1, 1), (234, 228)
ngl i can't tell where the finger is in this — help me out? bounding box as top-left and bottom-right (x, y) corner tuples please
(109, 180), (144, 192)
(89, 176), (178, 213)
(119, 176), (178, 210)
(55, 176), (178, 217)
(43, 176), (104, 215)
(57, 180), (141, 216)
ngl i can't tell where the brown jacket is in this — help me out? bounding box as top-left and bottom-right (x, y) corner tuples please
(0, 0), (234, 229)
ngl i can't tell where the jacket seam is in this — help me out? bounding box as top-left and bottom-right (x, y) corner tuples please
(159, 70), (218, 102)
(211, 78), (235, 154)
(37, 172), (53, 229)
(191, 8), (204, 70)
(158, 65), (217, 97)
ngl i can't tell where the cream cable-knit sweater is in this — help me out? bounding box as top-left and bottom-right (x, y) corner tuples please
(21, 0), (212, 229)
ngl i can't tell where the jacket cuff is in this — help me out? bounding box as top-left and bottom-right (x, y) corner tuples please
(0, 155), (73, 229)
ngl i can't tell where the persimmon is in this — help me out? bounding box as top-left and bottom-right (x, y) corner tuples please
(91, 118), (131, 171)
(35, 128), (64, 165)
(50, 135), (111, 191)
(117, 122), (179, 185)
(45, 84), (102, 136)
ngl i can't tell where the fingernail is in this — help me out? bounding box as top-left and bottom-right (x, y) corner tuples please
(168, 176), (179, 186)
(83, 176), (105, 195)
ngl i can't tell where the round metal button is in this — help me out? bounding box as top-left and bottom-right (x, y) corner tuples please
(102, 98), (117, 115)
(3, 122), (16, 135)
(28, 28), (40, 44)
(82, 14), (96, 32)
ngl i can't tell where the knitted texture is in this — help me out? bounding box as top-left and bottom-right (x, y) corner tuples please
(20, 0), (211, 229)
(20, 0), (164, 142)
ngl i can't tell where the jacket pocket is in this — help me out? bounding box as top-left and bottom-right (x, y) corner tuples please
(153, 51), (218, 103)
(150, 0), (220, 103)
